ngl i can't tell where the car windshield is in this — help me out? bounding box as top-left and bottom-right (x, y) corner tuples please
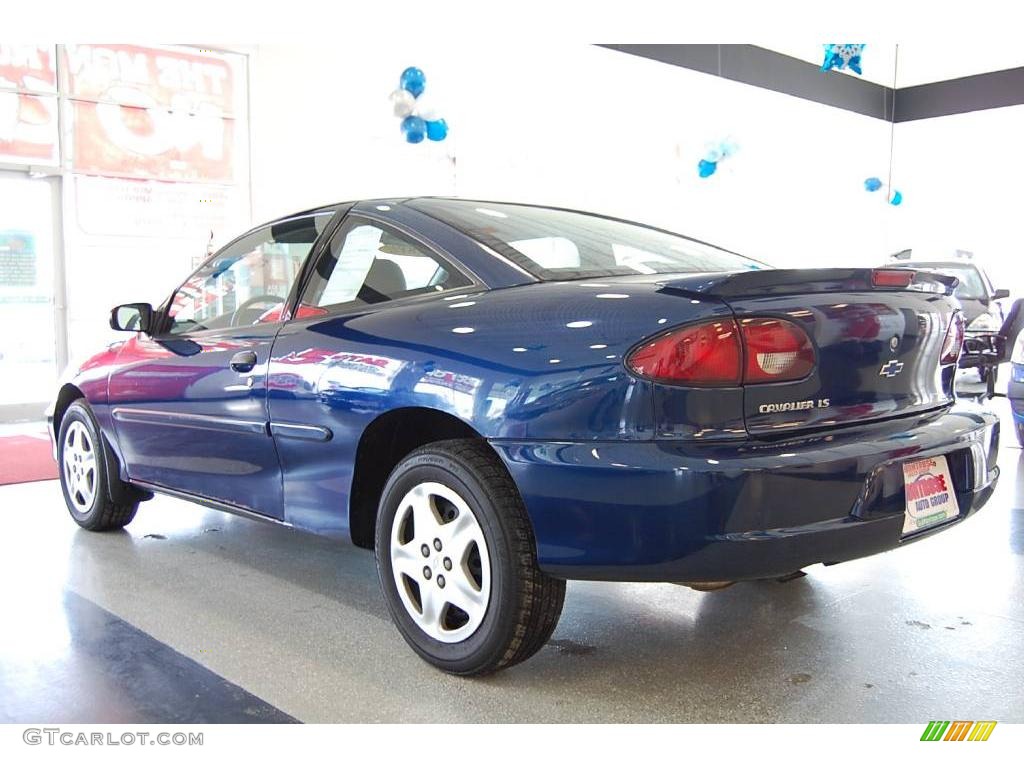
(902, 263), (986, 300)
(410, 199), (768, 280)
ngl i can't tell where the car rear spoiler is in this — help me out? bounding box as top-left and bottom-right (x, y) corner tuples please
(657, 268), (959, 299)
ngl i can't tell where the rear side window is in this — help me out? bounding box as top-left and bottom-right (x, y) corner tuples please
(299, 219), (471, 313)
(409, 199), (767, 280)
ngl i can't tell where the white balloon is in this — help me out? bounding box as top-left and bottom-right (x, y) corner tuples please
(412, 93), (442, 121)
(702, 144), (723, 163)
(389, 89), (416, 118)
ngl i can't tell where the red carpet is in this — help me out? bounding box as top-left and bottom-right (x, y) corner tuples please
(0, 433), (59, 485)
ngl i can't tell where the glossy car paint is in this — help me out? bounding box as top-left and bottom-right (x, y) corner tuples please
(49, 199), (1001, 582)
(107, 326), (285, 517)
(889, 259), (1005, 371)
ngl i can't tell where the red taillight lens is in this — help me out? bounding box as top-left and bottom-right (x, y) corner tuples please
(740, 318), (816, 383)
(872, 269), (915, 288)
(940, 312), (964, 364)
(626, 317), (815, 385)
(626, 319), (742, 384)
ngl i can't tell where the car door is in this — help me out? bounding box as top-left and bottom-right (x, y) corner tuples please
(107, 209), (338, 517)
(266, 213), (475, 535)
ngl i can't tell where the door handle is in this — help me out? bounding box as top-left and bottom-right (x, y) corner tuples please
(229, 351), (258, 373)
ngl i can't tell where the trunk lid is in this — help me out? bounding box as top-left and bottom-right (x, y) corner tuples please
(658, 268), (959, 435)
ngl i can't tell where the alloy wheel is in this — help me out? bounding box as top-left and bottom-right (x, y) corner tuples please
(389, 481), (491, 643)
(63, 421), (97, 514)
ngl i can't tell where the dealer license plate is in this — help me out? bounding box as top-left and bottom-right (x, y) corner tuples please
(901, 455), (960, 535)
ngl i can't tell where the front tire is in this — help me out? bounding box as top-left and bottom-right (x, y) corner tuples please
(374, 439), (565, 676)
(58, 399), (138, 531)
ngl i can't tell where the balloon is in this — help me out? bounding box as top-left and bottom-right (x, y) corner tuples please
(702, 144), (723, 163)
(822, 44), (865, 75)
(389, 89), (416, 118)
(698, 137), (738, 178)
(413, 93), (442, 121)
(400, 67), (426, 98)
(401, 115), (426, 143)
(889, 189), (903, 206)
(864, 177), (883, 192)
(425, 119), (448, 142)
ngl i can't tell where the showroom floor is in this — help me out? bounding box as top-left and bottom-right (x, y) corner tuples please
(1, 398), (1021, 724)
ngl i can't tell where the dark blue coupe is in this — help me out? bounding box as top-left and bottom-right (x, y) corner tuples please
(48, 198), (1001, 674)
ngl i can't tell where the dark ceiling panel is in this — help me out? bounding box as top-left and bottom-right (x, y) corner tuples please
(600, 44), (893, 120)
(894, 67), (1024, 122)
(600, 45), (1024, 123)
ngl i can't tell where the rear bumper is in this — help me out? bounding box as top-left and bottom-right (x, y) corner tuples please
(492, 403), (1000, 582)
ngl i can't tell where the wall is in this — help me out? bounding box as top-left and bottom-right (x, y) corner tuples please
(249, 44), (895, 269)
(887, 106), (1024, 293)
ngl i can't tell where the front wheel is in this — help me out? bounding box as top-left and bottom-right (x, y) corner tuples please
(58, 399), (139, 531)
(374, 439), (565, 676)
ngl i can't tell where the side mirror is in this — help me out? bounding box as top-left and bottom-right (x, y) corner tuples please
(110, 303), (154, 333)
(992, 288), (1010, 301)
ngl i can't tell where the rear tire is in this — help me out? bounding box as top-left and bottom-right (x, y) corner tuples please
(374, 439), (565, 676)
(58, 399), (138, 531)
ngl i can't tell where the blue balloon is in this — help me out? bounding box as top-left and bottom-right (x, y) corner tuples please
(864, 177), (882, 192)
(401, 115), (426, 143)
(889, 190), (903, 206)
(697, 159), (717, 178)
(822, 44), (866, 74)
(425, 119), (448, 142)
(400, 67), (426, 98)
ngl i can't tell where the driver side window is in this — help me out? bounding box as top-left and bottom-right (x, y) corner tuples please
(166, 212), (332, 335)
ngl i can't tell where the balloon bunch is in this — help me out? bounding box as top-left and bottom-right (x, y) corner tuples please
(389, 67), (448, 144)
(864, 176), (903, 206)
(822, 44), (865, 75)
(697, 137), (739, 178)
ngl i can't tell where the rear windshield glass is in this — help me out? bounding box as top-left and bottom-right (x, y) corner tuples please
(410, 199), (767, 280)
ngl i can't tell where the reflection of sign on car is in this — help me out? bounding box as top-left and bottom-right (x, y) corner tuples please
(414, 368), (483, 418)
(284, 349), (407, 396)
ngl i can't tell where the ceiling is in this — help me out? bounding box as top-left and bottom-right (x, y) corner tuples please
(758, 43), (1024, 88)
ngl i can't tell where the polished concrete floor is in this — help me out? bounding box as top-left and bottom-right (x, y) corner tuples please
(1, 398), (1022, 723)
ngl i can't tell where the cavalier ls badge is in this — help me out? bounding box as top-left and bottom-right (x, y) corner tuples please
(879, 359), (905, 378)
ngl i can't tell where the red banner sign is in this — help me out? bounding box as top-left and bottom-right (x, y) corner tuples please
(0, 45), (58, 165)
(64, 44), (234, 114)
(64, 45), (239, 183)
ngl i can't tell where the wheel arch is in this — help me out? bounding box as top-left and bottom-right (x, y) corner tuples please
(51, 383), (86, 438)
(54, 386), (150, 505)
(348, 406), (504, 549)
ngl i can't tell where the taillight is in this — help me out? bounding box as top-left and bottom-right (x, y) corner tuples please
(872, 269), (915, 288)
(740, 318), (816, 383)
(626, 319), (741, 385)
(626, 317), (815, 385)
(940, 312), (964, 364)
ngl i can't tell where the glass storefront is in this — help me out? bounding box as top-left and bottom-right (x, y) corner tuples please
(0, 175), (57, 410)
(0, 44), (250, 421)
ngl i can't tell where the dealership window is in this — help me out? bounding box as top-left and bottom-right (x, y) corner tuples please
(0, 44), (250, 420)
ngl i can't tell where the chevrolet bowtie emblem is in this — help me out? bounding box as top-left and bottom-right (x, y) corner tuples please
(879, 359), (904, 378)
